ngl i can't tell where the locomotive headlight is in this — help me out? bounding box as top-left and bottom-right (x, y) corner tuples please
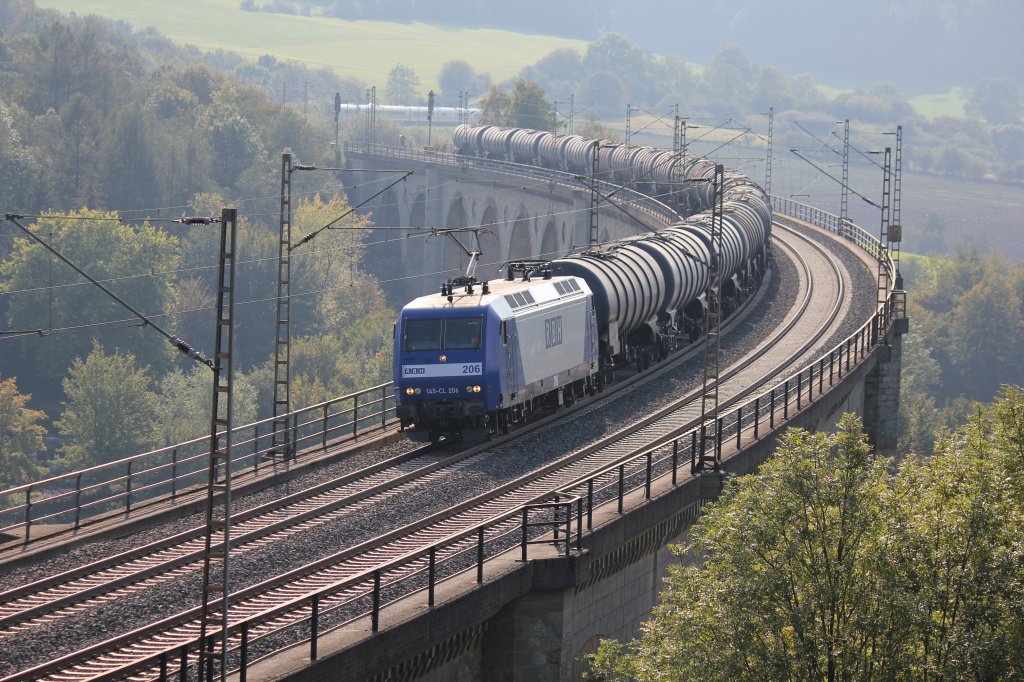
(469, 385), (481, 393)
(405, 387), (415, 396)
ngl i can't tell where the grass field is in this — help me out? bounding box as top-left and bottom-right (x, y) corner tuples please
(34, 0), (586, 93)
(909, 87), (968, 119)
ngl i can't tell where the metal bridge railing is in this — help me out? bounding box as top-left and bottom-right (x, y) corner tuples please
(0, 383), (396, 545)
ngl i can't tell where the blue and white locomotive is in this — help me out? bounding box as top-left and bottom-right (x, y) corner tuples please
(394, 271), (599, 442)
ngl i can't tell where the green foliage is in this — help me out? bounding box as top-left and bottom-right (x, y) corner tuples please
(53, 342), (159, 471)
(900, 251), (1024, 455)
(478, 80), (553, 130)
(0, 209), (180, 380)
(153, 365), (258, 446)
(590, 403), (1024, 680)
(0, 375), (47, 488)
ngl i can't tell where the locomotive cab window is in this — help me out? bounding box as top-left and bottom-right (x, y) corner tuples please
(403, 318), (442, 351)
(445, 317), (483, 349)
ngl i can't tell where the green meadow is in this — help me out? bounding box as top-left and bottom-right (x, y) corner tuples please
(34, 0), (586, 92)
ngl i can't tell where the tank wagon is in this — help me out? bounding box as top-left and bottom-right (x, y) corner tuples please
(395, 126), (772, 441)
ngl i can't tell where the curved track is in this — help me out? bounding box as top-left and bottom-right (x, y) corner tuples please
(0, 223), (856, 682)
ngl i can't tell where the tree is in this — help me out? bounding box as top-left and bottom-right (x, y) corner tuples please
(154, 365), (257, 446)
(577, 70), (627, 118)
(0, 98), (43, 214)
(384, 64), (420, 105)
(948, 268), (1024, 400)
(53, 342), (158, 471)
(511, 80), (553, 130)
(478, 85), (514, 126)
(589, 405), (1024, 680)
(198, 101), (265, 188)
(592, 415), (891, 680)
(0, 210), (180, 381)
(438, 60), (489, 99)
(476, 80), (553, 130)
(0, 376), (47, 488)
(967, 77), (1024, 125)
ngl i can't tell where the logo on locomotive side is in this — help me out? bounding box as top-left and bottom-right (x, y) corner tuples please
(545, 316), (563, 349)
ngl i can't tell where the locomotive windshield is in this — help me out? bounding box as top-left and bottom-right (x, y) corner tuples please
(403, 318), (442, 351)
(402, 317), (483, 351)
(444, 317), (483, 349)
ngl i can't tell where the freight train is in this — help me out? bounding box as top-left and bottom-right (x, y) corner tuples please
(393, 125), (772, 442)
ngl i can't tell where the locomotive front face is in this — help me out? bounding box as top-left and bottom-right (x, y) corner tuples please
(395, 309), (494, 441)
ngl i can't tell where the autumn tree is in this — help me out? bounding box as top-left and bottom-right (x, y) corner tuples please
(53, 342), (158, 471)
(0, 376), (47, 488)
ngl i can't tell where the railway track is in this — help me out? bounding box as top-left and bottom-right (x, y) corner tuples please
(1, 224), (851, 682)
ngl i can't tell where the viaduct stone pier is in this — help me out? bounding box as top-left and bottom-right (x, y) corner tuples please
(249, 146), (906, 682)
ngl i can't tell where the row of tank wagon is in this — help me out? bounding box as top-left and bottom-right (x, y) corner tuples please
(546, 190), (772, 376)
(451, 123), (759, 216)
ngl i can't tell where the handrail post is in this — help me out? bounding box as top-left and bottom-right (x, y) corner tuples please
(645, 453), (652, 499)
(589, 475), (598, 528)
(125, 460), (133, 514)
(784, 381), (789, 419)
(428, 546), (437, 606)
(576, 498), (583, 550)
(770, 389), (775, 428)
(753, 397), (760, 440)
(171, 449), (179, 498)
(736, 406), (742, 448)
(671, 439), (678, 485)
(797, 373), (802, 411)
(310, 595), (319, 661)
(24, 486), (32, 543)
(240, 622), (249, 682)
(477, 527), (485, 582)
(74, 473), (83, 529)
(617, 464), (624, 514)
(322, 404), (329, 450)
(372, 570), (381, 632)
(563, 502), (571, 556)
(352, 394), (359, 437)
(716, 417), (723, 460)
(179, 644), (189, 681)
(521, 508), (528, 562)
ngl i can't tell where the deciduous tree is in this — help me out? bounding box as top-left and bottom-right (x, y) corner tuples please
(53, 342), (158, 471)
(0, 376), (47, 489)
